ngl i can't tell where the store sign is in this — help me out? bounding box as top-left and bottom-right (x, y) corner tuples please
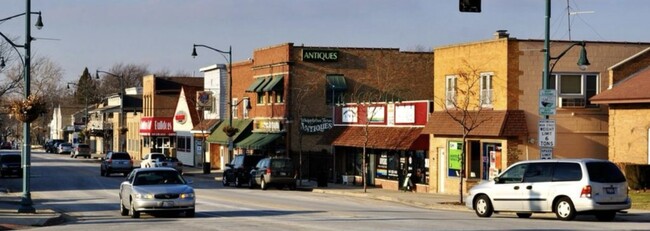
(254, 119), (282, 132)
(140, 117), (175, 136)
(341, 107), (358, 123)
(300, 117), (333, 133)
(395, 104), (415, 123)
(302, 50), (339, 62)
(174, 111), (187, 124)
(196, 91), (212, 109)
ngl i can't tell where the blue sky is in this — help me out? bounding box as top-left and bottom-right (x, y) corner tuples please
(0, 0), (648, 82)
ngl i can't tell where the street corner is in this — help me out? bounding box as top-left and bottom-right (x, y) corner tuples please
(0, 208), (65, 228)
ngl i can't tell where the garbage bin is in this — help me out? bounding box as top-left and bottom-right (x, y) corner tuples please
(203, 162), (211, 174)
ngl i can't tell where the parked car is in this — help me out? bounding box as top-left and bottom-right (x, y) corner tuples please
(0, 153), (21, 178)
(57, 143), (73, 154)
(166, 157), (184, 174)
(140, 153), (174, 169)
(119, 167), (195, 218)
(249, 157), (296, 190)
(101, 151), (134, 177)
(71, 143), (91, 158)
(1, 142), (12, 150)
(222, 155), (264, 187)
(45, 139), (65, 153)
(466, 158), (631, 221)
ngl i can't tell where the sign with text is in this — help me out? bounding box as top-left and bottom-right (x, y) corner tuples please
(302, 50), (339, 62)
(540, 147), (553, 159)
(539, 89), (557, 116)
(538, 119), (556, 147)
(300, 117), (333, 133)
(140, 117), (175, 136)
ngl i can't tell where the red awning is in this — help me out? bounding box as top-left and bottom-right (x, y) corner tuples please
(332, 126), (427, 150)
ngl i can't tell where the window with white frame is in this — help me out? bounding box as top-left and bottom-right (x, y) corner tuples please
(445, 75), (457, 108)
(243, 98), (250, 119)
(547, 73), (598, 108)
(480, 73), (493, 107)
(232, 98), (238, 118)
(176, 136), (191, 152)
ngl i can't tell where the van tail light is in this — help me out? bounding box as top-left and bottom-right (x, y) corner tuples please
(266, 168), (272, 175)
(107, 159), (112, 164)
(580, 185), (592, 198)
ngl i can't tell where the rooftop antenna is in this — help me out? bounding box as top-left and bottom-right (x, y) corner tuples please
(566, 0), (594, 41)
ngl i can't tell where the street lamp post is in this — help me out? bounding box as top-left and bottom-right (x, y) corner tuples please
(96, 70), (125, 152)
(0, 0), (43, 213)
(541, 0), (590, 159)
(191, 44), (233, 164)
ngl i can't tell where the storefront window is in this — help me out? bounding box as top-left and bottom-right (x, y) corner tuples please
(411, 150), (428, 184)
(448, 141), (463, 177)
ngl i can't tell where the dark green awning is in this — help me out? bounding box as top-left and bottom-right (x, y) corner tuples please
(236, 133), (283, 150)
(255, 77), (271, 92)
(262, 75), (284, 92)
(206, 119), (252, 144)
(326, 75), (347, 90)
(245, 78), (265, 92)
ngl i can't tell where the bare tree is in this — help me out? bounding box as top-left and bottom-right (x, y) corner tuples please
(96, 63), (148, 99)
(434, 61), (493, 204)
(290, 83), (320, 185)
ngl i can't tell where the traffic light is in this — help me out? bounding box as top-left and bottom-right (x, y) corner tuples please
(460, 0), (481, 13)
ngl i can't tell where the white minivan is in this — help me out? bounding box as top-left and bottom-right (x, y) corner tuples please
(466, 159), (630, 221)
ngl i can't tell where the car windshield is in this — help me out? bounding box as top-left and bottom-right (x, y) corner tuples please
(271, 159), (293, 169)
(586, 162), (626, 183)
(151, 154), (166, 161)
(0, 155), (20, 162)
(111, 153), (130, 160)
(133, 170), (185, 186)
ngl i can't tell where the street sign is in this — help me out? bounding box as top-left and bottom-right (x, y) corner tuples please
(539, 89), (556, 115)
(538, 119), (556, 147)
(540, 147), (553, 159)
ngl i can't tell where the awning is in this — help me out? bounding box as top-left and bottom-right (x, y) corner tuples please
(245, 78), (265, 92)
(191, 119), (220, 134)
(332, 126), (427, 150)
(255, 78), (271, 92)
(236, 133), (283, 150)
(327, 75), (347, 91)
(262, 75), (284, 92)
(421, 110), (528, 137)
(206, 119), (253, 144)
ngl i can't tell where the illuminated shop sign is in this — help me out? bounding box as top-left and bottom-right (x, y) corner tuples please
(302, 50), (339, 62)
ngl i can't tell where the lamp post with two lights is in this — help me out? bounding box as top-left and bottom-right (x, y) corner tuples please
(95, 70), (125, 152)
(0, 0), (44, 213)
(191, 44), (234, 167)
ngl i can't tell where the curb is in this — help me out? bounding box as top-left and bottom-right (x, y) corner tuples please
(311, 188), (466, 211)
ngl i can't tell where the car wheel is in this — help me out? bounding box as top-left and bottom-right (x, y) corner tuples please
(129, 199), (140, 218)
(474, 195), (493, 218)
(235, 177), (242, 188)
(106, 169), (111, 177)
(120, 200), (128, 216)
(595, 210), (616, 221)
(260, 178), (268, 190)
(222, 176), (230, 187)
(186, 209), (195, 218)
(516, 213), (532, 218)
(555, 197), (576, 221)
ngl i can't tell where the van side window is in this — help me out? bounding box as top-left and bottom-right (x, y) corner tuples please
(497, 164), (527, 183)
(552, 163), (582, 181)
(523, 163), (553, 183)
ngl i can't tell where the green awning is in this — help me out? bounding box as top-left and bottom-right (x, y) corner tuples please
(255, 77), (271, 92)
(236, 133), (283, 150)
(326, 75), (347, 90)
(206, 119), (253, 144)
(262, 75), (284, 92)
(245, 78), (265, 92)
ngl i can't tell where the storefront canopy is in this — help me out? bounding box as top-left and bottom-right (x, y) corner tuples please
(236, 133), (283, 150)
(206, 119), (252, 144)
(326, 75), (347, 91)
(421, 110), (528, 137)
(262, 75), (284, 92)
(245, 78), (265, 92)
(332, 126), (427, 150)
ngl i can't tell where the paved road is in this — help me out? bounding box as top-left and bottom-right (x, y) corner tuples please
(2, 151), (650, 230)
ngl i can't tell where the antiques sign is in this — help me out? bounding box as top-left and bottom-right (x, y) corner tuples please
(302, 49), (339, 62)
(300, 117), (333, 133)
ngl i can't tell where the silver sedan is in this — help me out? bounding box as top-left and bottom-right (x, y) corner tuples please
(119, 167), (195, 218)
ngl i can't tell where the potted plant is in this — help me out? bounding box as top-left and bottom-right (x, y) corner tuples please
(223, 126), (239, 137)
(119, 127), (128, 134)
(9, 95), (47, 123)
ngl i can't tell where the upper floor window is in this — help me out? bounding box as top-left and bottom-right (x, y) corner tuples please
(232, 98), (238, 118)
(445, 75), (457, 108)
(480, 73), (494, 107)
(326, 74), (348, 105)
(242, 98), (250, 119)
(547, 73), (598, 108)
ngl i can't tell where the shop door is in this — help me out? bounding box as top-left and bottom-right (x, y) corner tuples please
(155, 137), (171, 155)
(483, 143), (501, 180)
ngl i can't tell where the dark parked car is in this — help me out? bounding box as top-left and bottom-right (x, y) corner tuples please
(45, 139), (64, 153)
(249, 157), (296, 190)
(101, 151), (134, 177)
(0, 153), (22, 177)
(57, 143), (73, 154)
(222, 155), (264, 187)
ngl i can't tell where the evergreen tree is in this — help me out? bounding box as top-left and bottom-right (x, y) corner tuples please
(74, 67), (98, 105)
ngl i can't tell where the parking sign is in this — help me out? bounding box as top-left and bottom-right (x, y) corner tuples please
(538, 119), (555, 147)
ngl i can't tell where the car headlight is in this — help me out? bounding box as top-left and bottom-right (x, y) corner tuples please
(180, 193), (195, 199)
(135, 193), (154, 199)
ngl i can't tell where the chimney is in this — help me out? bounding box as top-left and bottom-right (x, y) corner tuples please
(494, 30), (509, 39)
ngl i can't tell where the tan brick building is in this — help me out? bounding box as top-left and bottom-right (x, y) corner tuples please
(424, 31), (650, 195)
(592, 48), (650, 164)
